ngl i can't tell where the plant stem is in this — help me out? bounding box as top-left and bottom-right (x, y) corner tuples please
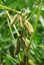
(29, 1), (42, 48)
(0, 37), (11, 42)
(28, 0), (42, 21)
(28, 8), (37, 20)
(7, 18), (15, 40)
(6, 54), (19, 63)
(0, 4), (20, 13)
(1, 51), (19, 63)
(0, 20), (6, 29)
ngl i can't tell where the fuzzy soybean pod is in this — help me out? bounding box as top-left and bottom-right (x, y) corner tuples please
(10, 14), (17, 26)
(24, 19), (34, 35)
(14, 37), (20, 55)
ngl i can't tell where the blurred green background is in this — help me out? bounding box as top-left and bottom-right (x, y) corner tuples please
(0, 0), (44, 65)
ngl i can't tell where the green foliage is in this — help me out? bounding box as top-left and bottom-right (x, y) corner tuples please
(0, 0), (44, 65)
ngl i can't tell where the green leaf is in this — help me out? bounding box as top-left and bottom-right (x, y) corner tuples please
(6, 57), (13, 65)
